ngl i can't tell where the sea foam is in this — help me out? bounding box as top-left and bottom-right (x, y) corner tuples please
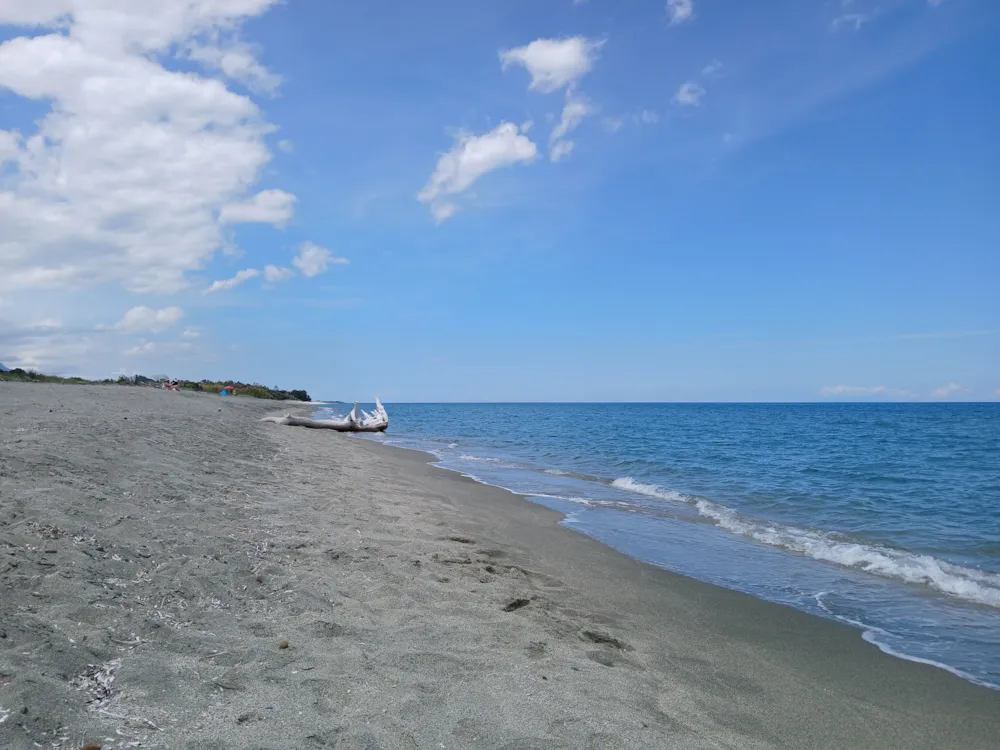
(613, 476), (1000, 609)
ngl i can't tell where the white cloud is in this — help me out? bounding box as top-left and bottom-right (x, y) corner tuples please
(931, 381), (965, 399)
(500, 37), (601, 93)
(551, 96), (591, 143)
(702, 59), (724, 77)
(603, 116), (625, 133)
(125, 340), (157, 357)
(417, 123), (537, 219)
(187, 39), (281, 94)
(831, 13), (869, 32)
(278, 139), (294, 153)
(431, 202), (459, 223)
(182, 329), (200, 339)
(114, 306), (184, 333)
(219, 189), (297, 226)
(204, 268), (260, 294)
(549, 95), (591, 161)
(264, 264), (294, 283)
(0, 318), (103, 373)
(0, 316), (203, 375)
(674, 81), (706, 107)
(637, 110), (660, 124)
(820, 385), (908, 397)
(292, 242), (348, 278)
(550, 141), (575, 162)
(0, 129), (20, 163)
(667, 0), (694, 26)
(0, 0), (290, 296)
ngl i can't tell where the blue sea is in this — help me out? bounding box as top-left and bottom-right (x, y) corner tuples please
(316, 402), (1000, 689)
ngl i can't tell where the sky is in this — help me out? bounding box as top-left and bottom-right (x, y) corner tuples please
(0, 0), (997, 402)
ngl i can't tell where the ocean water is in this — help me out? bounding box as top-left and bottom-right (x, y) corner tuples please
(315, 402), (1000, 689)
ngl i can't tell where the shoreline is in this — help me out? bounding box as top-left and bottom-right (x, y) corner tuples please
(343, 422), (1000, 693)
(379, 439), (999, 691)
(2, 383), (998, 748)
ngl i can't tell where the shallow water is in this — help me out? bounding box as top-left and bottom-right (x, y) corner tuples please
(317, 402), (1000, 689)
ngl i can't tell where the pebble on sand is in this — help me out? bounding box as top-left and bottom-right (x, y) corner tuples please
(277, 634), (290, 649)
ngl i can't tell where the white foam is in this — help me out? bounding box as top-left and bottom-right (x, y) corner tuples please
(460, 454), (512, 465)
(612, 477), (1000, 609)
(814, 594), (997, 689)
(611, 477), (687, 502)
(544, 468), (570, 476)
(860, 630), (998, 689)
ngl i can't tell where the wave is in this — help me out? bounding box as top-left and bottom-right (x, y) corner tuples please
(459, 454), (519, 468)
(813, 593), (998, 689)
(612, 477), (1000, 609)
(611, 477), (688, 503)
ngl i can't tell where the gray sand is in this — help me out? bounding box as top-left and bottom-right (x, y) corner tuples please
(1, 384), (997, 749)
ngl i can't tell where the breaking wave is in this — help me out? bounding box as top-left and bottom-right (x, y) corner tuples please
(611, 477), (688, 503)
(613, 477), (1000, 609)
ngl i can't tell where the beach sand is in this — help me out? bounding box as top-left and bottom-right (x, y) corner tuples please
(1, 384), (997, 749)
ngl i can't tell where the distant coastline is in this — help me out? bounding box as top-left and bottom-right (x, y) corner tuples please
(0, 366), (325, 403)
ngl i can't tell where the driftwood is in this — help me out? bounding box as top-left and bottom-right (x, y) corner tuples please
(261, 398), (388, 433)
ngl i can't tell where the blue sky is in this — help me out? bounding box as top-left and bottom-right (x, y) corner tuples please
(0, 0), (997, 401)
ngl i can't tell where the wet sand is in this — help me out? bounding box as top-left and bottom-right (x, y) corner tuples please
(1, 383), (997, 749)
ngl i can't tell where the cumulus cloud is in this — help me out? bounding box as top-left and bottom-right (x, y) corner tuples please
(187, 39), (281, 94)
(219, 189), (297, 226)
(667, 0), (695, 26)
(292, 242), (348, 278)
(0, 0), (291, 295)
(114, 306), (184, 333)
(500, 37), (601, 93)
(931, 381), (965, 399)
(182, 329), (200, 339)
(204, 268), (260, 294)
(263, 264), (294, 283)
(0, 318), (101, 373)
(0, 129), (19, 163)
(674, 81), (706, 107)
(417, 123), (537, 220)
(820, 385), (909, 397)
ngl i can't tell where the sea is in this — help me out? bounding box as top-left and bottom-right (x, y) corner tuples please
(314, 402), (1000, 689)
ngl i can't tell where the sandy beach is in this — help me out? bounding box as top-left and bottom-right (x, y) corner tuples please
(1, 384), (998, 749)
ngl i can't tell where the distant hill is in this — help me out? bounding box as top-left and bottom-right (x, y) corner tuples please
(0, 363), (9, 372)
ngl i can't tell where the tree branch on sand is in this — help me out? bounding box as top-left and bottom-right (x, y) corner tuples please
(261, 399), (388, 433)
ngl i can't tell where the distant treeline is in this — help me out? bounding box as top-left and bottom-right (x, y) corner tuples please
(0, 368), (311, 402)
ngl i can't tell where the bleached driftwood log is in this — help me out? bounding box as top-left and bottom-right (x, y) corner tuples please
(261, 398), (388, 433)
